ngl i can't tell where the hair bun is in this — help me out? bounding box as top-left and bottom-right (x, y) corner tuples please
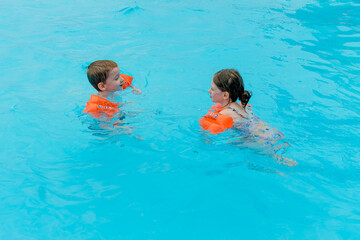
(240, 90), (252, 107)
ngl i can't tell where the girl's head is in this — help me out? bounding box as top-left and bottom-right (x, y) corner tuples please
(209, 69), (251, 108)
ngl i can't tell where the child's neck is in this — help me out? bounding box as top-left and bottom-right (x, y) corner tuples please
(97, 91), (114, 100)
(222, 101), (233, 108)
(224, 101), (245, 110)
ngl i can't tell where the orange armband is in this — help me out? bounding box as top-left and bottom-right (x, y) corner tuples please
(83, 94), (121, 119)
(121, 74), (133, 90)
(199, 104), (233, 134)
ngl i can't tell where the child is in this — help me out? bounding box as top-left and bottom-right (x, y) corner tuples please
(83, 60), (141, 119)
(200, 69), (296, 166)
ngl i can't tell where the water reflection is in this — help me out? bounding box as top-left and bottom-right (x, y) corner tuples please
(279, 0), (360, 165)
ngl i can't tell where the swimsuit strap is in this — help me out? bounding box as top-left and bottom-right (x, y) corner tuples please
(225, 106), (246, 118)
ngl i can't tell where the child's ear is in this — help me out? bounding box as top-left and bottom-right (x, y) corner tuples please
(224, 91), (230, 99)
(98, 82), (106, 91)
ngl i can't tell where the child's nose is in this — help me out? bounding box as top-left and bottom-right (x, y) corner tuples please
(208, 89), (211, 93)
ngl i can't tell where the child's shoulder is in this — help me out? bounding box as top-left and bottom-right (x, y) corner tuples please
(246, 103), (253, 111)
(220, 108), (238, 118)
(221, 103), (254, 120)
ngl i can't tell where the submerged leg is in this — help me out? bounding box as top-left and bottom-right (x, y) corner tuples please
(271, 154), (297, 167)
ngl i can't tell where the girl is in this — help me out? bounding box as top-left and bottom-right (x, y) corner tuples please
(204, 69), (296, 166)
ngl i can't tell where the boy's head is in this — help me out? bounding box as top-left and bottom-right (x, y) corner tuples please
(87, 60), (119, 92)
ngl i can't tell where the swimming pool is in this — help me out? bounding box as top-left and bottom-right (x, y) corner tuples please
(1, 0), (360, 238)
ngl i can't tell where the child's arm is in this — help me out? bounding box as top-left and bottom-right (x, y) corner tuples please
(129, 85), (142, 95)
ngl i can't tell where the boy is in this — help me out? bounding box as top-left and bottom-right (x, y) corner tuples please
(83, 60), (141, 119)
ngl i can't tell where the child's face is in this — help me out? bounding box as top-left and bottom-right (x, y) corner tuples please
(103, 67), (124, 92)
(208, 79), (227, 104)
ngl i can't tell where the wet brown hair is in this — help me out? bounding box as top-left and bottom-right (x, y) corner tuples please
(87, 60), (118, 91)
(213, 69), (252, 108)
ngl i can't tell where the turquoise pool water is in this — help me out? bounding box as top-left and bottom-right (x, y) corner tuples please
(1, 0), (360, 239)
